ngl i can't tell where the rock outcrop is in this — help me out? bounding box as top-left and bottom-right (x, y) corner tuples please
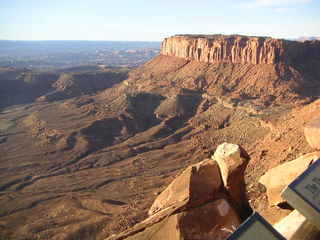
(125, 199), (240, 240)
(304, 117), (320, 150)
(212, 143), (250, 217)
(109, 143), (251, 240)
(161, 34), (320, 65)
(148, 159), (222, 216)
(259, 152), (320, 206)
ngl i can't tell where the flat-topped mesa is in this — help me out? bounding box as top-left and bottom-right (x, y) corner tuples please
(161, 34), (320, 65)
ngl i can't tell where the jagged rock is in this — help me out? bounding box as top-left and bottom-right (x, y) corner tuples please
(161, 34), (320, 65)
(274, 210), (320, 240)
(148, 159), (222, 216)
(259, 152), (320, 206)
(304, 117), (320, 150)
(124, 199), (240, 240)
(107, 201), (188, 240)
(212, 143), (250, 215)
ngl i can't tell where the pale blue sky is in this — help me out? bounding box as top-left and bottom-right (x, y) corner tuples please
(0, 0), (319, 41)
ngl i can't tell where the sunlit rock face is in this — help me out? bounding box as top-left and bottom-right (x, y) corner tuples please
(161, 34), (320, 65)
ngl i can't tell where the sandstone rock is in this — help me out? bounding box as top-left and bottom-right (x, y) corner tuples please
(161, 35), (320, 65)
(126, 199), (240, 240)
(161, 35), (284, 65)
(176, 198), (241, 240)
(212, 143), (250, 215)
(259, 152), (320, 206)
(148, 159), (222, 216)
(304, 117), (320, 150)
(274, 210), (320, 240)
(107, 201), (187, 240)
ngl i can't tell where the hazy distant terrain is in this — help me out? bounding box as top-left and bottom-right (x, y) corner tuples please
(296, 36), (320, 41)
(0, 40), (160, 69)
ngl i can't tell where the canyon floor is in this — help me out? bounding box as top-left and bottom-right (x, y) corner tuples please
(0, 52), (319, 239)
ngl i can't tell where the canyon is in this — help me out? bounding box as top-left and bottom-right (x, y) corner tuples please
(0, 34), (320, 239)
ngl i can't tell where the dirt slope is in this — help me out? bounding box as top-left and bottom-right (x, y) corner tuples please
(0, 51), (320, 239)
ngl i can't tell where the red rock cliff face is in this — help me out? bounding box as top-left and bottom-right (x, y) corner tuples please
(161, 35), (320, 65)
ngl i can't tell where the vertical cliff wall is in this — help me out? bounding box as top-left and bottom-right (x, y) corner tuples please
(161, 35), (320, 65)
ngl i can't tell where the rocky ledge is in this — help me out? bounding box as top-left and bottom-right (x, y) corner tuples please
(161, 34), (320, 65)
(109, 140), (320, 239)
(108, 143), (251, 240)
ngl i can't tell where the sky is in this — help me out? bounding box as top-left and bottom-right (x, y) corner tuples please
(0, 0), (319, 41)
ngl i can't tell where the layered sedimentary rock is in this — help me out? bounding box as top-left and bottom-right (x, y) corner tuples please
(161, 34), (320, 65)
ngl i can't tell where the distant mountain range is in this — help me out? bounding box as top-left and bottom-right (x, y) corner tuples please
(296, 36), (320, 42)
(0, 40), (161, 69)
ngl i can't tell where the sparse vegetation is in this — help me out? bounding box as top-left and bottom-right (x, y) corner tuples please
(1, 35), (320, 239)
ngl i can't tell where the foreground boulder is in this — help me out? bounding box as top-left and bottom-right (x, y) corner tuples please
(109, 144), (251, 240)
(212, 142), (250, 216)
(148, 159), (222, 216)
(125, 199), (240, 240)
(304, 117), (320, 150)
(259, 152), (320, 206)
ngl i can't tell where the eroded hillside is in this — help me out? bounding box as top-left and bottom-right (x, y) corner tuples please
(0, 35), (320, 240)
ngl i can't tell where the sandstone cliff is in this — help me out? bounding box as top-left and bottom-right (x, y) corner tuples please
(161, 34), (320, 65)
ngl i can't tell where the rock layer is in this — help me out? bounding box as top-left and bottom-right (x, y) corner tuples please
(161, 34), (320, 65)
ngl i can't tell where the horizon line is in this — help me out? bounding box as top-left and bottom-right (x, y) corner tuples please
(0, 39), (163, 42)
